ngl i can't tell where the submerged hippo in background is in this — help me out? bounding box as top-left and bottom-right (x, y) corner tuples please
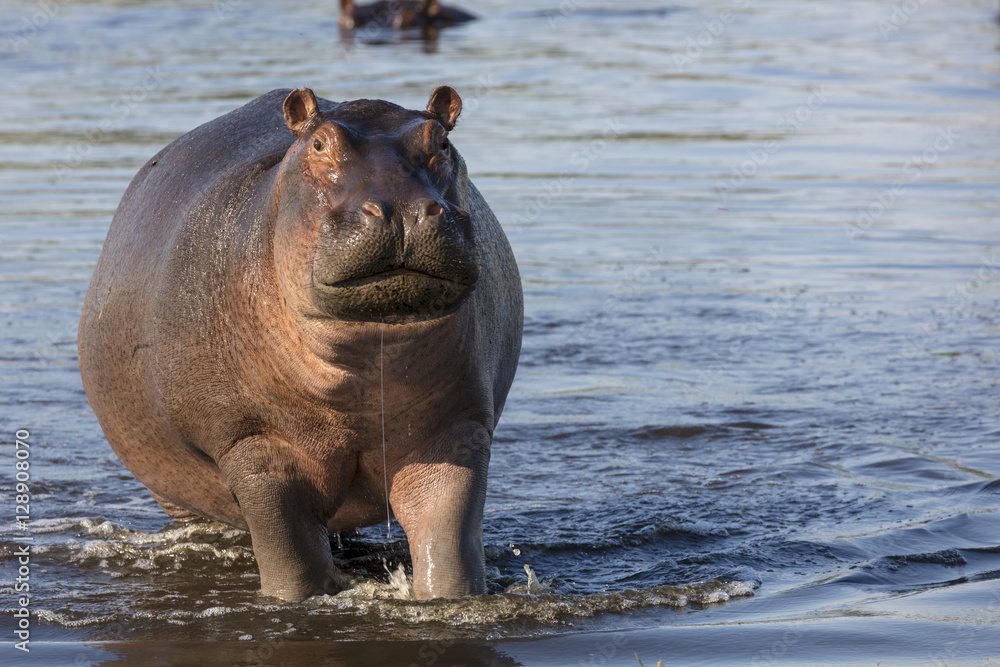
(339, 0), (476, 30)
(78, 86), (522, 602)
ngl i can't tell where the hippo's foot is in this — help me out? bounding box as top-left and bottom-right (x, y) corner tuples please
(150, 489), (202, 522)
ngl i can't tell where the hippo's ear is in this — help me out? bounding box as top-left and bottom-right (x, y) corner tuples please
(426, 86), (462, 132)
(283, 88), (320, 138)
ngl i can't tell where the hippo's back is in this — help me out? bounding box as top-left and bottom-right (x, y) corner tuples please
(79, 88), (308, 375)
(104, 90), (309, 260)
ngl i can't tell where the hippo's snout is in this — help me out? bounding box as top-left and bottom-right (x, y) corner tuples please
(312, 198), (480, 323)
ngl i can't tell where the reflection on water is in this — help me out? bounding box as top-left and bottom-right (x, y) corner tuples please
(1, 0), (999, 664)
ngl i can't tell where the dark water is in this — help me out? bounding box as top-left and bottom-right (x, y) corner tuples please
(2, 0), (1000, 664)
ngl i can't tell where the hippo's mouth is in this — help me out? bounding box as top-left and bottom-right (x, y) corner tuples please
(315, 266), (477, 324)
(327, 268), (473, 289)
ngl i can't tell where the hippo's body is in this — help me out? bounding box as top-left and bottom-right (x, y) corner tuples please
(78, 87), (522, 602)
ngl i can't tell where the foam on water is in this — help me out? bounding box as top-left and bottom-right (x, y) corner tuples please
(308, 573), (760, 631)
(4, 513), (761, 638)
(27, 518), (256, 572)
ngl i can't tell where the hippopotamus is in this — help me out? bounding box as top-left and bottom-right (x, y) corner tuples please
(339, 0), (476, 30)
(77, 86), (522, 602)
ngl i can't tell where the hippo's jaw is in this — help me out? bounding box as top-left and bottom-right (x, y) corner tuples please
(316, 268), (476, 324)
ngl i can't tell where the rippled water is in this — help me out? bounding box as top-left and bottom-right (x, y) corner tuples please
(2, 0), (1000, 664)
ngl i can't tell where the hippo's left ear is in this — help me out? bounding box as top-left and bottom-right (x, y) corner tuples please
(283, 88), (320, 138)
(426, 86), (462, 131)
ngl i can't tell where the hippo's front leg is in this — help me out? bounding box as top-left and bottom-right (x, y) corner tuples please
(390, 422), (491, 599)
(218, 435), (349, 602)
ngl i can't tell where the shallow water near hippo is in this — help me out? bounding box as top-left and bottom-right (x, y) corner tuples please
(1, 0), (999, 665)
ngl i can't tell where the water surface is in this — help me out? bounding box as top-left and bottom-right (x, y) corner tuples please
(2, 0), (999, 664)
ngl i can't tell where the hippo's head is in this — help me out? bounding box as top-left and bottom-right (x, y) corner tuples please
(339, 1), (447, 30)
(274, 86), (479, 325)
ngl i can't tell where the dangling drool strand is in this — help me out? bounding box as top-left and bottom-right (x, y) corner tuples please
(380, 319), (391, 539)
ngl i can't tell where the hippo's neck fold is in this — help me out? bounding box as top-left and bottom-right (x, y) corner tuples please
(287, 309), (478, 393)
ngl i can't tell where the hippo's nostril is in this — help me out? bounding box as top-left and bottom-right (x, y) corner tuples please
(361, 200), (384, 218)
(422, 201), (444, 219)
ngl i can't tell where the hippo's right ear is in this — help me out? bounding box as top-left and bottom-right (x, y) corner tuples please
(426, 86), (462, 132)
(283, 88), (320, 138)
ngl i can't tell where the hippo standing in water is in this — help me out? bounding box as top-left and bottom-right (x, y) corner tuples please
(339, 0), (476, 30)
(78, 86), (522, 602)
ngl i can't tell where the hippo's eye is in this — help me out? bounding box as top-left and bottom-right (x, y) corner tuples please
(313, 139), (324, 152)
(440, 138), (451, 152)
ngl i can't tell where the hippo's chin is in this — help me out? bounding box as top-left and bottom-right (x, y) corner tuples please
(316, 270), (475, 323)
